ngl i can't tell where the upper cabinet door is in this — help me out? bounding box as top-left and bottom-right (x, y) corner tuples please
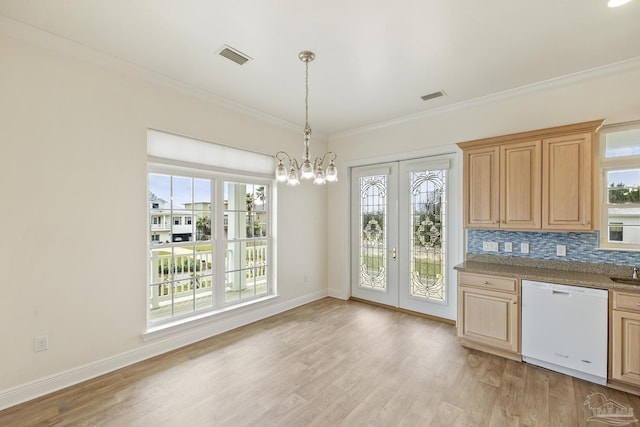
(500, 140), (542, 229)
(542, 133), (592, 230)
(464, 146), (499, 228)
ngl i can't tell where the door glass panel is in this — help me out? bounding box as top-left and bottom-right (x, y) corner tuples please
(409, 169), (447, 303)
(359, 175), (388, 291)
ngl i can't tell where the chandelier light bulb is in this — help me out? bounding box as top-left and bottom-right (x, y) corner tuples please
(325, 161), (338, 182)
(313, 166), (326, 185)
(301, 160), (314, 179)
(286, 167), (300, 186)
(275, 161), (288, 182)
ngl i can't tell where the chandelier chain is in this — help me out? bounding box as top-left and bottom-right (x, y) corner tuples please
(305, 59), (310, 130)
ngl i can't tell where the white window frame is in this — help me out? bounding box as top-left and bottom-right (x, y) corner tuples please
(599, 121), (640, 251)
(147, 161), (275, 331)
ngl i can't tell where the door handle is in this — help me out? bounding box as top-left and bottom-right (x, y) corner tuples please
(392, 247), (397, 260)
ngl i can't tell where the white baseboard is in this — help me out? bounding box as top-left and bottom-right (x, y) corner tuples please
(0, 290), (328, 411)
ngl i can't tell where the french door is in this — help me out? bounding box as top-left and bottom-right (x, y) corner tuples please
(350, 155), (457, 319)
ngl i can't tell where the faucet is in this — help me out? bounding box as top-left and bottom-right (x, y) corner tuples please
(634, 267), (639, 280)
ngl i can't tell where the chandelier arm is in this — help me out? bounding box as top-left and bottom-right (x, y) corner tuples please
(275, 151), (292, 164)
(276, 151), (303, 170)
(317, 151), (338, 166)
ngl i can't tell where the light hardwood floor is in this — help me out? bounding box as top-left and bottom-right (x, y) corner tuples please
(1, 298), (639, 426)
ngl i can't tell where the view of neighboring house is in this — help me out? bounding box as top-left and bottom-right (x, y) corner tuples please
(149, 193), (266, 243)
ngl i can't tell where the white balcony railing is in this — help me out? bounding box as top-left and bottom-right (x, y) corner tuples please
(149, 245), (267, 311)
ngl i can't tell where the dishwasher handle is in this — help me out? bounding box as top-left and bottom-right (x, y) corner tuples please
(552, 289), (571, 296)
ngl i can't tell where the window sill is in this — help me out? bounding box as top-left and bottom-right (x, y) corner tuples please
(595, 246), (640, 253)
(143, 294), (279, 341)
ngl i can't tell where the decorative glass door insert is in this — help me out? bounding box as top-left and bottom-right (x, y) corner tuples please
(359, 174), (388, 291)
(409, 169), (447, 303)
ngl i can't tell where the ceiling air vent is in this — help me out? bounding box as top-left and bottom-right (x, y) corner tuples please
(218, 45), (252, 65)
(421, 90), (446, 101)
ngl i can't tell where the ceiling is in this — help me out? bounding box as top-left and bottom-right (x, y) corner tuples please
(1, 0), (639, 136)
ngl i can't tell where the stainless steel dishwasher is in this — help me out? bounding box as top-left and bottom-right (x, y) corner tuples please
(521, 280), (608, 385)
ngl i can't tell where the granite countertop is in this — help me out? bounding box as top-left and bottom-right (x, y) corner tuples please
(454, 255), (640, 293)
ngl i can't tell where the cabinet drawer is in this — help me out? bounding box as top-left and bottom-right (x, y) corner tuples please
(613, 291), (640, 313)
(458, 272), (517, 293)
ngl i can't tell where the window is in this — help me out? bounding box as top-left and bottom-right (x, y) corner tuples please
(223, 182), (269, 303)
(148, 169), (272, 325)
(609, 223), (623, 242)
(600, 123), (640, 249)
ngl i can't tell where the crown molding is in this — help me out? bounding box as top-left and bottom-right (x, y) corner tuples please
(2, 14), (637, 142)
(331, 56), (640, 141)
(0, 15), (311, 136)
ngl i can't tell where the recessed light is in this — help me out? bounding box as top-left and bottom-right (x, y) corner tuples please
(608, 0), (632, 7)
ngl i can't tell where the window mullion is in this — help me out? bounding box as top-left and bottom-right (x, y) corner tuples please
(215, 178), (226, 308)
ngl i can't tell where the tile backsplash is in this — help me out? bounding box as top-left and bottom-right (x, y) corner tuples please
(467, 230), (640, 266)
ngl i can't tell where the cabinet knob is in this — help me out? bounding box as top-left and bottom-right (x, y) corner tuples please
(512, 300), (517, 305)
(482, 281), (489, 285)
(637, 302), (640, 307)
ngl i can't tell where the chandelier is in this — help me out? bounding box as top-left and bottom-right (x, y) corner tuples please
(275, 51), (337, 186)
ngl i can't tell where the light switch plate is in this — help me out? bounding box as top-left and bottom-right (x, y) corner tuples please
(520, 243), (530, 254)
(504, 242), (513, 252)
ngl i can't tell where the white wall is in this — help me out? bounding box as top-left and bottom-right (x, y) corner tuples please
(0, 27), (328, 406)
(326, 60), (640, 300)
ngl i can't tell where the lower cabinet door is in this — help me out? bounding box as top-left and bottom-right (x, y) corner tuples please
(458, 286), (519, 353)
(612, 309), (640, 386)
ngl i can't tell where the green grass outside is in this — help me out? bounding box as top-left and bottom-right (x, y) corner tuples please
(362, 254), (442, 276)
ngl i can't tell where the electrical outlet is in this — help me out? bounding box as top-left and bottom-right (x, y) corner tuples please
(557, 244), (567, 256)
(35, 335), (48, 352)
(504, 242), (513, 252)
(520, 242), (530, 254)
(483, 242), (498, 252)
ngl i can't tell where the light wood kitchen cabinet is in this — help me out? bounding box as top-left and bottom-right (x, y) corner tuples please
(458, 120), (603, 231)
(464, 146), (499, 228)
(542, 132), (592, 230)
(610, 290), (640, 392)
(457, 272), (520, 360)
(500, 140), (541, 229)
(462, 140), (540, 229)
